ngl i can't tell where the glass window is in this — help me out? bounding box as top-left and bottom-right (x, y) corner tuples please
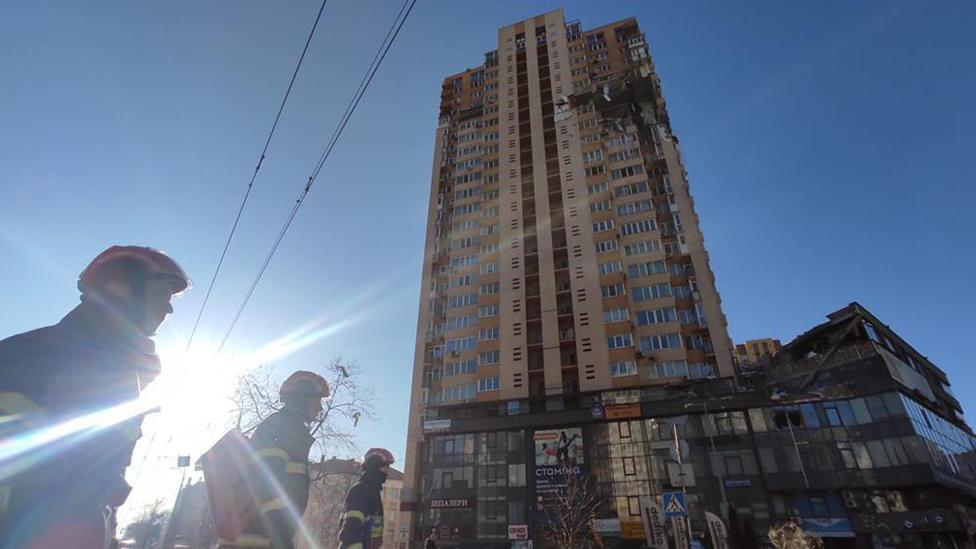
(866, 395), (889, 420)
(508, 464), (526, 487)
(838, 445), (857, 469)
(823, 404), (842, 427)
(883, 438), (910, 466)
(836, 400), (857, 425)
(800, 404), (820, 429)
(866, 440), (891, 468)
(852, 442), (874, 469)
(749, 408), (768, 432)
(850, 398), (873, 424)
(882, 392), (905, 417)
(901, 436), (930, 464)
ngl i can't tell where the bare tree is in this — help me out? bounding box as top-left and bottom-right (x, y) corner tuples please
(297, 463), (360, 549)
(768, 522), (823, 549)
(121, 497), (169, 549)
(541, 467), (606, 549)
(229, 356), (376, 478)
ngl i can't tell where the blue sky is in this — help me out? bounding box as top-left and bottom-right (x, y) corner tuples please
(2, 0), (974, 514)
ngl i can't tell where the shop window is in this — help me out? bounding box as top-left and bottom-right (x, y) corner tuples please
(773, 408), (804, 429)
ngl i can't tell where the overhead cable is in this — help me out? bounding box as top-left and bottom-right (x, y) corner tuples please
(217, 0), (418, 352)
(185, 0), (331, 350)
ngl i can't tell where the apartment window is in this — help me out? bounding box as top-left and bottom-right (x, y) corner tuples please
(635, 307), (677, 325)
(479, 350), (500, 366)
(598, 260), (622, 275)
(444, 315), (477, 331)
(620, 219), (657, 235)
(610, 361), (637, 377)
(582, 150), (604, 163)
(593, 219), (615, 233)
(689, 362), (715, 378)
(604, 308), (630, 323)
(442, 383), (476, 402)
(480, 282), (500, 295)
(447, 294), (479, 309)
(587, 181), (609, 195)
(452, 203), (481, 216)
(478, 377), (500, 392)
(607, 333), (633, 349)
(449, 274), (477, 288)
(601, 283), (626, 298)
(444, 360), (476, 376)
(632, 283), (672, 301)
(646, 360), (689, 379)
(445, 336), (477, 353)
(590, 199), (612, 213)
(624, 240), (661, 256)
(611, 164), (644, 180)
(639, 333), (682, 351)
(584, 165), (605, 177)
(617, 200), (653, 216)
(450, 255), (479, 268)
(614, 181), (649, 198)
(479, 326), (499, 341)
(595, 239), (619, 254)
(479, 303), (499, 318)
(481, 262), (497, 274)
(627, 260), (667, 278)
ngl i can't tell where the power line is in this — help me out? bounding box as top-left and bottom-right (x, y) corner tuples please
(217, 0), (418, 352)
(185, 0), (331, 350)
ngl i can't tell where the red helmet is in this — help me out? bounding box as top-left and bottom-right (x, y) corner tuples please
(279, 371), (330, 401)
(363, 447), (394, 469)
(79, 246), (189, 295)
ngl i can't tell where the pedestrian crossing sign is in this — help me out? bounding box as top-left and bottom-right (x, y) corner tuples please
(663, 491), (687, 517)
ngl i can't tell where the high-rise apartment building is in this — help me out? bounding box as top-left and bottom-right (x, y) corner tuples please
(402, 10), (735, 547)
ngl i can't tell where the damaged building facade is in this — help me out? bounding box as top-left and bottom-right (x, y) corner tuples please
(406, 303), (976, 548)
(400, 8), (976, 549)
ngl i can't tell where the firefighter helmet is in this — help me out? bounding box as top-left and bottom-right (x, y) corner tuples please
(363, 447), (395, 470)
(279, 371), (330, 401)
(79, 245), (189, 295)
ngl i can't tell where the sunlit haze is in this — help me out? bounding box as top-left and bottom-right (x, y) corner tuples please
(2, 0), (975, 530)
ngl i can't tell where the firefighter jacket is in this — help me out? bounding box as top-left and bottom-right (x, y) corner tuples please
(337, 469), (386, 549)
(218, 407), (313, 549)
(0, 302), (161, 548)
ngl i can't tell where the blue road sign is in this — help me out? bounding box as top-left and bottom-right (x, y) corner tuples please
(663, 491), (687, 517)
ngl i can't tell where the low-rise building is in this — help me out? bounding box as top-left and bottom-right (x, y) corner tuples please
(404, 303), (976, 548)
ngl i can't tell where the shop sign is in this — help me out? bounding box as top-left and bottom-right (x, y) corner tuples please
(429, 497), (472, 509)
(620, 520), (646, 539)
(533, 428), (585, 509)
(800, 518), (855, 538)
(423, 419), (451, 432)
(592, 518), (620, 535)
(604, 403), (641, 419)
(723, 478), (752, 488)
(508, 524), (528, 540)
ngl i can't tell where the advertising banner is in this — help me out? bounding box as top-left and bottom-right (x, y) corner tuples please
(640, 497), (670, 549)
(705, 511), (729, 549)
(670, 516), (690, 549)
(533, 427), (584, 509)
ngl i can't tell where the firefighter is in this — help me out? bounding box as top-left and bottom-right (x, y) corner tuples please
(0, 245), (189, 549)
(338, 447), (395, 549)
(217, 371), (330, 549)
